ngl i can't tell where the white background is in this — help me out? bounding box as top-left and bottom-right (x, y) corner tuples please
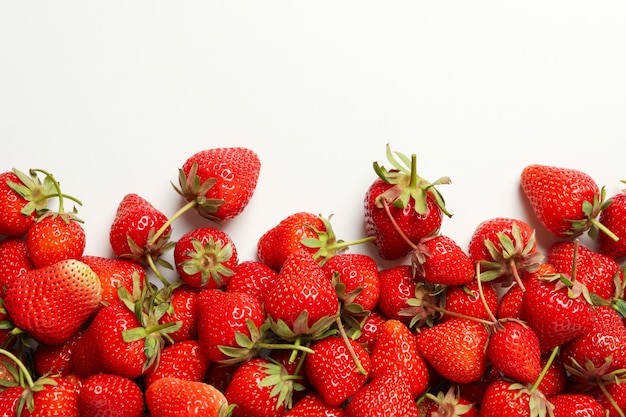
(2, 2), (626, 276)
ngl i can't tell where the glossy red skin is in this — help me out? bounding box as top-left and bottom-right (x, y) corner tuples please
(27, 215), (86, 268)
(355, 310), (386, 352)
(0, 236), (34, 296)
(598, 191), (626, 259)
(0, 171), (37, 236)
(487, 320), (542, 384)
(441, 279), (499, 323)
(146, 377), (228, 417)
(80, 255), (146, 307)
(377, 265), (420, 324)
(364, 177), (443, 260)
(78, 373), (144, 417)
(479, 380), (533, 417)
(0, 377), (80, 416)
(34, 330), (83, 377)
(468, 217), (536, 263)
(419, 234), (475, 286)
(284, 392), (346, 417)
(144, 340), (210, 388)
(225, 260), (279, 300)
(550, 394), (606, 417)
(158, 283), (201, 343)
(322, 253), (381, 311)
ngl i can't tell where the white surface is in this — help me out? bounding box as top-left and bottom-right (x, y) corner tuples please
(2, 2), (626, 274)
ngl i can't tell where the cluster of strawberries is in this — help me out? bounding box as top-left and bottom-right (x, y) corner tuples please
(1, 144), (626, 416)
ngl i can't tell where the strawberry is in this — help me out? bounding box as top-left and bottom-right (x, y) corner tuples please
(468, 217), (543, 290)
(0, 236), (34, 297)
(418, 386), (478, 417)
(284, 392), (346, 417)
(3, 259), (102, 345)
(0, 169), (50, 237)
(415, 317), (490, 384)
(78, 373), (145, 417)
(157, 282), (201, 343)
(364, 144), (451, 260)
(322, 252), (381, 312)
(597, 186), (626, 260)
(353, 310), (386, 352)
(225, 259), (280, 300)
(304, 335), (371, 406)
(196, 288), (265, 363)
(587, 380), (626, 417)
(174, 146), (261, 222)
(440, 279), (499, 323)
(520, 164), (616, 240)
(263, 249), (339, 339)
(173, 226), (238, 288)
(143, 340), (210, 387)
(486, 320), (542, 384)
(109, 193), (173, 267)
(79, 254), (146, 308)
(496, 283), (524, 319)
(550, 393), (606, 417)
(478, 379), (552, 417)
(345, 365), (420, 417)
(34, 330), (83, 378)
(26, 213), (86, 268)
(413, 234), (475, 286)
(146, 376), (230, 417)
(369, 319), (429, 398)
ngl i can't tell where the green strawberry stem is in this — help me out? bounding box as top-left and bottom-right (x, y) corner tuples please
(476, 266), (498, 324)
(30, 168), (83, 213)
(0, 348), (35, 389)
(149, 200), (198, 249)
(529, 346), (559, 394)
(255, 342), (314, 355)
(590, 217), (619, 242)
(596, 379), (626, 417)
(334, 316), (367, 375)
(419, 300), (493, 327)
(145, 253), (171, 288)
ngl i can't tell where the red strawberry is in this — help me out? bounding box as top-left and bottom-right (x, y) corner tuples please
(588, 380), (626, 417)
(0, 236), (34, 296)
(34, 330), (83, 377)
(415, 317), (489, 384)
(353, 310), (386, 352)
(157, 283), (201, 343)
(414, 234), (475, 286)
(284, 392), (346, 417)
(109, 193), (173, 266)
(418, 386), (478, 417)
(496, 283), (525, 319)
(225, 259), (280, 300)
(0, 169), (49, 237)
(370, 319), (429, 398)
(3, 259), (102, 345)
(144, 340), (210, 387)
(478, 379), (552, 417)
(468, 217), (543, 290)
(78, 373), (144, 417)
(174, 227), (238, 288)
(196, 288), (265, 363)
(486, 320), (542, 384)
(322, 252), (381, 312)
(598, 186), (626, 260)
(441, 279), (499, 323)
(304, 335), (371, 406)
(364, 144), (451, 260)
(146, 376), (229, 417)
(263, 249), (338, 338)
(80, 254), (146, 307)
(520, 164), (615, 240)
(550, 393), (605, 417)
(175, 146), (261, 221)
(26, 213), (85, 269)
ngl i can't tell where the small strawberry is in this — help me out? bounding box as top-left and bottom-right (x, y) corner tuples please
(413, 234), (475, 286)
(478, 378), (552, 417)
(486, 320), (542, 384)
(3, 259), (102, 345)
(352, 310), (386, 352)
(440, 279), (499, 323)
(415, 317), (490, 384)
(496, 283), (525, 319)
(550, 393), (606, 417)
(322, 252), (381, 312)
(34, 330), (83, 377)
(146, 376), (230, 417)
(520, 164), (617, 240)
(174, 146), (261, 222)
(173, 226), (238, 288)
(157, 282), (201, 343)
(284, 392), (346, 417)
(143, 340), (210, 387)
(364, 144), (451, 260)
(0, 236), (34, 297)
(418, 385), (478, 417)
(78, 373), (145, 417)
(597, 184), (626, 260)
(0, 169), (51, 237)
(225, 259), (280, 300)
(304, 335), (371, 406)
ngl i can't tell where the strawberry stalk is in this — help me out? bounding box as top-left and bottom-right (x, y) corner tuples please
(334, 315), (367, 375)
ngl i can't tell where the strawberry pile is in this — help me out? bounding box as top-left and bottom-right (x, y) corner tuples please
(1, 144), (626, 416)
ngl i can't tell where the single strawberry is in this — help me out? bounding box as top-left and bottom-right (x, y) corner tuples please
(146, 376), (230, 417)
(284, 392), (346, 417)
(3, 259), (102, 345)
(143, 340), (210, 388)
(322, 252), (381, 312)
(304, 335), (371, 406)
(415, 317), (489, 384)
(352, 310), (386, 353)
(418, 385), (478, 417)
(413, 234), (475, 286)
(598, 185), (626, 260)
(550, 393), (606, 417)
(157, 282), (201, 343)
(364, 144), (451, 260)
(440, 279), (499, 323)
(0, 169), (51, 237)
(496, 283), (525, 319)
(174, 146), (261, 222)
(0, 236), (34, 297)
(78, 373), (144, 417)
(370, 319), (429, 398)
(486, 320), (542, 384)
(478, 379), (552, 417)
(34, 330), (84, 378)
(225, 259), (280, 300)
(520, 164), (616, 240)
(174, 226), (238, 288)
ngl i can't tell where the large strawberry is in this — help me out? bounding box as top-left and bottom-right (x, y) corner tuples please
(487, 320), (542, 384)
(174, 146), (261, 222)
(146, 376), (230, 417)
(364, 144), (451, 260)
(0, 169), (51, 237)
(78, 373), (145, 417)
(520, 164), (616, 240)
(3, 259), (102, 345)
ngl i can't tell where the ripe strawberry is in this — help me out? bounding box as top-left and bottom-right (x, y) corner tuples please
(109, 193), (173, 266)
(547, 239), (623, 301)
(364, 144), (451, 260)
(3, 259), (102, 345)
(78, 373), (144, 417)
(174, 226), (238, 288)
(353, 310), (386, 352)
(478, 379), (551, 417)
(304, 335), (371, 406)
(345, 365), (420, 417)
(225, 259), (280, 300)
(174, 146), (261, 221)
(322, 252), (381, 312)
(146, 376), (229, 417)
(196, 288), (265, 363)
(284, 392), (346, 417)
(597, 186), (626, 259)
(418, 386), (478, 417)
(413, 234), (475, 286)
(0, 236), (34, 297)
(79, 254), (146, 307)
(0, 169), (50, 237)
(157, 283), (201, 343)
(520, 164), (615, 240)
(441, 279), (499, 323)
(536, 352), (568, 398)
(144, 340), (210, 387)
(370, 319), (429, 398)
(550, 393), (606, 417)
(415, 317), (489, 384)
(34, 330), (83, 377)
(263, 249), (338, 338)
(496, 283), (524, 319)
(26, 213), (85, 269)
(587, 379), (626, 417)
(257, 211), (327, 271)
(486, 320), (542, 384)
